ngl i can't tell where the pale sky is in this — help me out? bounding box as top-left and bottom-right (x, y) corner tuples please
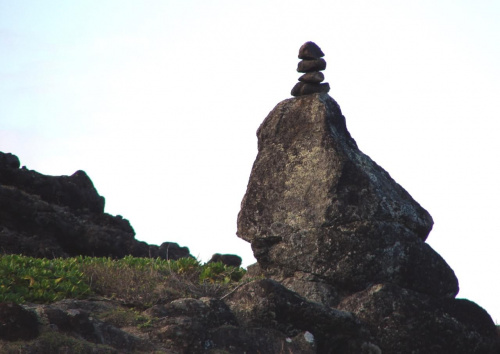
(1, 1), (499, 322)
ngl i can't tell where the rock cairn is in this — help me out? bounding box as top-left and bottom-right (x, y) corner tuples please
(291, 41), (330, 97)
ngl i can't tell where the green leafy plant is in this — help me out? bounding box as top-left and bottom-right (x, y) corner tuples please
(0, 255), (247, 306)
(0, 255), (91, 303)
(199, 261), (246, 284)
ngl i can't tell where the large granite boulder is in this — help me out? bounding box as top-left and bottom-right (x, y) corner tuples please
(0, 152), (191, 260)
(236, 89), (499, 352)
(237, 93), (457, 299)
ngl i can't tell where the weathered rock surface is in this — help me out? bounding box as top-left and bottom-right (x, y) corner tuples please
(208, 253), (242, 267)
(237, 93), (456, 298)
(299, 71), (325, 83)
(224, 279), (377, 353)
(2, 47), (499, 351)
(0, 152), (191, 260)
(297, 58), (327, 73)
(291, 81), (330, 96)
(339, 283), (499, 353)
(0, 287), (382, 354)
(3, 281), (497, 353)
(237, 92), (500, 352)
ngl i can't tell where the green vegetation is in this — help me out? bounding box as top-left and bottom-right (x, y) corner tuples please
(0, 255), (91, 303)
(0, 255), (246, 306)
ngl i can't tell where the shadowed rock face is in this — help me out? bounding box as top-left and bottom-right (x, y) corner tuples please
(0, 152), (191, 260)
(338, 283), (499, 354)
(237, 93), (457, 298)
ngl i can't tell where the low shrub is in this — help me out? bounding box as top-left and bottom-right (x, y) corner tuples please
(0, 255), (247, 305)
(0, 255), (91, 303)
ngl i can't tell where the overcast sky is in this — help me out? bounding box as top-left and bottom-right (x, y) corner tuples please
(1, 1), (499, 322)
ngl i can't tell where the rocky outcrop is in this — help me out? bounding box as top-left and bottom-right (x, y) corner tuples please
(237, 43), (499, 352)
(208, 253), (242, 267)
(0, 152), (191, 260)
(2, 285), (381, 354)
(1, 41), (499, 352)
(223, 279), (376, 353)
(338, 283), (499, 353)
(237, 93), (456, 299)
(2, 282), (497, 353)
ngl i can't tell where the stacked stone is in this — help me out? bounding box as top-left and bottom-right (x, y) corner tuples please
(291, 41), (330, 97)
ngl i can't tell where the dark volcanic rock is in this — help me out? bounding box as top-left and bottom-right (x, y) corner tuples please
(338, 283), (500, 354)
(0, 302), (39, 341)
(291, 81), (330, 96)
(237, 92), (457, 298)
(10, 295), (379, 354)
(208, 253), (242, 267)
(299, 71), (325, 83)
(292, 41), (330, 97)
(35, 299), (153, 352)
(297, 58), (327, 73)
(299, 41), (325, 60)
(0, 152), (20, 169)
(236, 83), (500, 352)
(0, 152), (192, 260)
(224, 279), (378, 353)
(158, 241), (192, 260)
(0, 167), (104, 213)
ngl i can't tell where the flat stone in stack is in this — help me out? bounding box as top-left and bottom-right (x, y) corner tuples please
(291, 41), (330, 97)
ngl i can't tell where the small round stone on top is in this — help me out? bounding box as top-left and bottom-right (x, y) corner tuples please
(298, 41), (325, 60)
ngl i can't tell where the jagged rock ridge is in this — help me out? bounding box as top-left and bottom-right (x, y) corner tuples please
(0, 152), (191, 260)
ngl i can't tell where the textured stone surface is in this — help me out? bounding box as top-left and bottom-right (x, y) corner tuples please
(338, 283), (500, 354)
(237, 92), (457, 298)
(0, 152), (192, 260)
(3, 293), (375, 353)
(292, 42), (330, 97)
(224, 279), (378, 353)
(299, 41), (325, 60)
(291, 81), (330, 96)
(235, 90), (500, 352)
(297, 58), (327, 73)
(208, 253), (242, 267)
(299, 71), (325, 83)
